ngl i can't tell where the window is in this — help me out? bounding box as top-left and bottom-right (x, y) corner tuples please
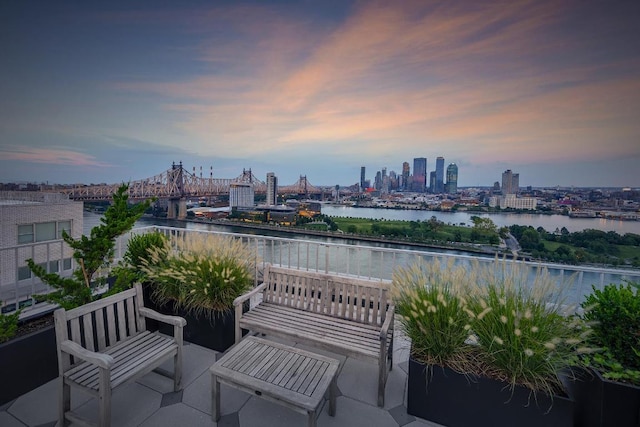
(18, 220), (72, 244)
(18, 225), (34, 244)
(18, 266), (32, 281)
(49, 260), (59, 273)
(35, 222), (56, 242)
(58, 220), (71, 239)
(63, 258), (72, 270)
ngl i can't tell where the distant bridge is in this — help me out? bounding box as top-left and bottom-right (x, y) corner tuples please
(56, 162), (324, 202)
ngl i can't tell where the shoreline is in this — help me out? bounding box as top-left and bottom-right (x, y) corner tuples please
(150, 216), (508, 258)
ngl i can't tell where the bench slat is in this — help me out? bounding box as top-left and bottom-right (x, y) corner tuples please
(105, 305), (117, 346)
(116, 300), (127, 340)
(95, 308), (106, 351)
(66, 332), (177, 390)
(82, 313), (95, 352)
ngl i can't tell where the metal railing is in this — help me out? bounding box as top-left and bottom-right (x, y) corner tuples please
(3, 225), (640, 318)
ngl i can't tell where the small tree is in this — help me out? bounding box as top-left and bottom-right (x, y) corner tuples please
(27, 184), (152, 309)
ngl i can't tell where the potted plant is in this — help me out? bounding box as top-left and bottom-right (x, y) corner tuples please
(0, 307), (59, 405)
(140, 232), (256, 351)
(393, 258), (589, 427)
(0, 184), (152, 405)
(565, 282), (640, 427)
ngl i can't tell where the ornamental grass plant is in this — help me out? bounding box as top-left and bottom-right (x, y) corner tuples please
(392, 257), (593, 397)
(467, 260), (593, 397)
(392, 259), (477, 371)
(140, 233), (256, 318)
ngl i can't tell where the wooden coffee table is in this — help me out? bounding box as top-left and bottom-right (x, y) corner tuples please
(210, 336), (340, 427)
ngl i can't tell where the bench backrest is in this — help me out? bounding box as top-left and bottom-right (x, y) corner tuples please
(54, 284), (147, 370)
(262, 265), (391, 326)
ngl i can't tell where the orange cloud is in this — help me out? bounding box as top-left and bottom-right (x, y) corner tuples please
(113, 1), (640, 168)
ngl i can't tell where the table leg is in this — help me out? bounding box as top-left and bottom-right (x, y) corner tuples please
(211, 373), (220, 422)
(328, 374), (337, 416)
(308, 410), (317, 427)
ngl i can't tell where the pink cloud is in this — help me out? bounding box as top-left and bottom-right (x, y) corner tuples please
(0, 146), (112, 167)
(112, 1), (640, 168)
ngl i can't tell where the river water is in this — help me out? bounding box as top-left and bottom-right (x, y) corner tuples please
(321, 206), (640, 235)
(83, 211), (640, 305)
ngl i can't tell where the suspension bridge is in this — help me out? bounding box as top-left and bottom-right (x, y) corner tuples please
(54, 162), (324, 218)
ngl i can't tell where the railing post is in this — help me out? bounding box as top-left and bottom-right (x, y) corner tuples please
(325, 244), (329, 274)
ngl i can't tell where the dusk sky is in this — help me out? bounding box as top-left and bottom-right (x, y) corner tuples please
(1, 1), (639, 188)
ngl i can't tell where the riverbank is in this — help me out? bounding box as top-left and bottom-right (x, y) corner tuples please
(149, 216), (503, 258)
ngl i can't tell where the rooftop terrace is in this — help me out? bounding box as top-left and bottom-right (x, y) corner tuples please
(0, 327), (445, 427)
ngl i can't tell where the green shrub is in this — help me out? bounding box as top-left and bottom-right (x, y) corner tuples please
(581, 282), (640, 383)
(0, 308), (20, 343)
(124, 231), (168, 269)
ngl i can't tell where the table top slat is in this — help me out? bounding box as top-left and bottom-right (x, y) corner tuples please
(210, 336), (340, 409)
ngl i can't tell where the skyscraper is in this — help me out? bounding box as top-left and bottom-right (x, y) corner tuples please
(501, 169), (520, 195)
(412, 157), (427, 192)
(402, 162), (410, 190)
(429, 171), (436, 193)
(360, 166), (366, 191)
(435, 157), (445, 193)
(446, 163), (458, 194)
(266, 172), (278, 205)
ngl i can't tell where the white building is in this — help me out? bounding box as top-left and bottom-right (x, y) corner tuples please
(266, 172), (278, 206)
(0, 192), (83, 312)
(500, 194), (537, 210)
(229, 183), (254, 208)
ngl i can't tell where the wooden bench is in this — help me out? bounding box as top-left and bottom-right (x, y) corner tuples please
(234, 264), (394, 406)
(54, 284), (186, 427)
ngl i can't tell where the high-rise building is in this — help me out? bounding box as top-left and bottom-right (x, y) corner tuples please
(446, 163), (458, 194)
(501, 170), (520, 195)
(412, 157), (427, 192)
(360, 166), (366, 191)
(266, 172), (278, 205)
(230, 183), (254, 208)
(435, 157), (445, 193)
(429, 171), (436, 193)
(401, 162), (410, 190)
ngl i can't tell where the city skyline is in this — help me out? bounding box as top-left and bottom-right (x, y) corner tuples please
(1, 1), (639, 188)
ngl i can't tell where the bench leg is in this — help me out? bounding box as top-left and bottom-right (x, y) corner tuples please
(211, 374), (221, 422)
(174, 352), (183, 391)
(59, 377), (70, 427)
(328, 375), (337, 416)
(98, 369), (111, 426)
(377, 359), (386, 407)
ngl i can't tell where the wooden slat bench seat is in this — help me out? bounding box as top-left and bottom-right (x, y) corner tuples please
(54, 284), (186, 427)
(234, 265), (394, 406)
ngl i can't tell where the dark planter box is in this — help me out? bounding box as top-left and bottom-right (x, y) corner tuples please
(142, 284), (247, 352)
(564, 366), (640, 427)
(408, 356), (574, 427)
(0, 325), (58, 405)
(156, 304), (239, 352)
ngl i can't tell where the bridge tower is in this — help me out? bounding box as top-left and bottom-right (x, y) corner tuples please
(167, 161), (188, 220)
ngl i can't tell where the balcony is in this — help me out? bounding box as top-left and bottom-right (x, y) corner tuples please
(1, 226), (638, 426)
(0, 325), (444, 427)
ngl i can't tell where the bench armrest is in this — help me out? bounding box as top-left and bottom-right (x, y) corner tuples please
(233, 282), (267, 308)
(60, 340), (114, 369)
(380, 304), (395, 341)
(139, 307), (187, 327)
